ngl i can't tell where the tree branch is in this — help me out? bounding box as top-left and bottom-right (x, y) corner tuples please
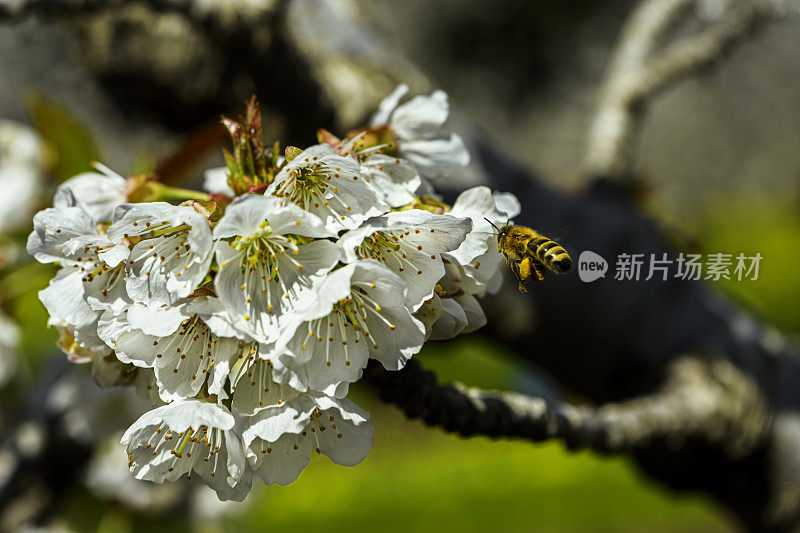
(583, 0), (773, 179)
(366, 355), (770, 458)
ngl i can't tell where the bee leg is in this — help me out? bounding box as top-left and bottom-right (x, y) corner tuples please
(517, 257), (532, 293)
(531, 259), (548, 282)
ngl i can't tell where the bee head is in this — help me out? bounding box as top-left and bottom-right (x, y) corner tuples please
(484, 218), (511, 241)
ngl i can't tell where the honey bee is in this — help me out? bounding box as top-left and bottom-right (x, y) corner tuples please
(487, 220), (572, 293)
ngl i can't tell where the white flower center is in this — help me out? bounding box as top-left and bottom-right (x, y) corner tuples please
(231, 223), (303, 308)
(274, 160), (354, 221)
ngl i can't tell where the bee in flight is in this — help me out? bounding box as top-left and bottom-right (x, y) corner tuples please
(487, 219), (572, 293)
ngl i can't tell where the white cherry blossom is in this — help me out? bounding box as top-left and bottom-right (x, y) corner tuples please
(26, 88), (524, 499)
(336, 209), (471, 311)
(276, 260), (425, 397)
(98, 300), (239, 402)
(266, 144), (388, 232)
(371, 84), (470, 180)
(108, 202), (214, 306)
(122, 400), (251, 501)
(213, 194), (339, 344)
(242, 393), (373, 486)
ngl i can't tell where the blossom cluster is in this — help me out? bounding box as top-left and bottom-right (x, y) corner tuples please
(27, 85), (520, 500)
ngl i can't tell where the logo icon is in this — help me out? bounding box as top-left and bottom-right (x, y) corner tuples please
(578, 251), (608, 283)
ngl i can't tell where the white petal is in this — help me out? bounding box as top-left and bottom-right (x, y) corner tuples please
(122, 401), (249, 501)
(97, 242), (130, 267)
(98, 308), (160, 368)
(371, 83), (409, 126)
(293, 317), (369, 397)
(265, 201), (335, 239)
(83, 264), (129, 314)
(247, 431), (312, 486)
(430, 297), (468, 340)
(313, 395), (373, 467)
(242, 396), (315, 444)
(288, 262), (359, 321)
(400, 134), (470, 180)
(455, 293), (487, 334)
(337, 213), (470, 311)
(213, 246), (283, 344)
(40, 269), (98, 328)
(350, 261), (425, 370)
(336, 226), (376, 264)
(203, 167), (234, 196)
(242, 393), (372, 484)
(124, 230), (212, 306)
(391, 90), (449, 139)
(109, 202), (213, 261)
(152, 319), (239, 402)
(212, 195), (274, 240)
(27, 206), (97, 264)
(55, 169), (126, 223)
(184, 296), (245, 339)
(384, 210), (472, 251)
(266, 145), (389, 233)
(121, 400), (234, 444)
(361, 154), (421, 208)
(446, 186), (517, 269)
(126, 302), (186, 337)
(493, 191), (521, 219)
(413, 295), (442, 340)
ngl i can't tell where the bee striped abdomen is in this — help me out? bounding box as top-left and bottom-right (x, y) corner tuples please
(492, 223), (572, 292)
(528, 237), (572, 274)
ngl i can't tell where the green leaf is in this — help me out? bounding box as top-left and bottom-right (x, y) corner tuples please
(27, 94), (101, 181)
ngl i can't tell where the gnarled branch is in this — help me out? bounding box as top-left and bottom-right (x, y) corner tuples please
(366, 355), (770, 459)
(583, 0), (774, 179)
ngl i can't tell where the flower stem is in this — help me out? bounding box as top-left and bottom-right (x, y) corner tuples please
(153, 185), (211, 203)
